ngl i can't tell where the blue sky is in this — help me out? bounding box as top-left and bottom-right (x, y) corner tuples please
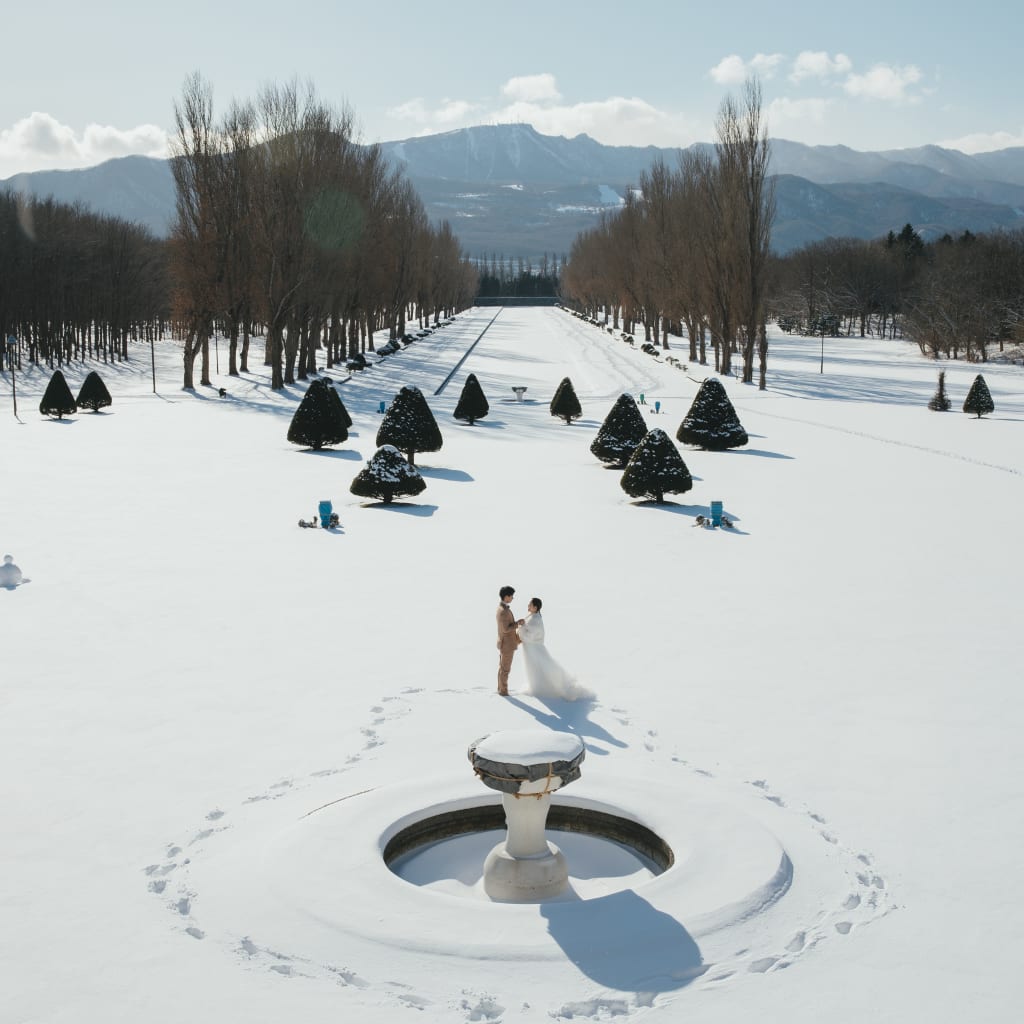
(2, 0), (1021, 177)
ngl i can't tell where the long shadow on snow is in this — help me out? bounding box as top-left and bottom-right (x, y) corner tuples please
(355, 502), (438, 517)
(417, 466), (474, 482)
(295, 447), (363, 461)
(504, 695), (626, 756)
(541, 890), (705, 993)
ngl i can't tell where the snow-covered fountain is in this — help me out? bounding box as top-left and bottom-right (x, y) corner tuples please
(467, 728), (586, 901)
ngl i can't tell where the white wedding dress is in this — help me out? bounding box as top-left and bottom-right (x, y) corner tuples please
(517, 612), (592, 701)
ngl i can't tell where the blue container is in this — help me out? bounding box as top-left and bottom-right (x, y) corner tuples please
(318, 500), (333, 528)
(710, 500), (723, 527)
(379, 400), (386, 414)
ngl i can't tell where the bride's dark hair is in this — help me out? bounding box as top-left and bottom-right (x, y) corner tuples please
(530, 597), (542, 611)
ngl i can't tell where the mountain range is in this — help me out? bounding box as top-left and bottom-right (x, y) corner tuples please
(5, 123), (1024, 257)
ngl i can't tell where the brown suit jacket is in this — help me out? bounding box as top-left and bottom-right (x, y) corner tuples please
(496, 602), (521, 651)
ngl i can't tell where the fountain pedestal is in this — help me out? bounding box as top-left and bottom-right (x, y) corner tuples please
(468, 729), (585, 902)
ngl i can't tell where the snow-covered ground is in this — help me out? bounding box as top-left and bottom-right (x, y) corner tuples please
(1, 308), (1021, 1023)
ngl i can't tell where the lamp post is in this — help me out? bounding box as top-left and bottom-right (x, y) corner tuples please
(820, 322), (825, 374)
(6, 335), (17, 417)
(150, 332), (156, 394)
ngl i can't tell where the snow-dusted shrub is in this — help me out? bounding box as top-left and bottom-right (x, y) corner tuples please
(287, 378), (351, 450)
(550, 376), (581, 424)
(927, 371), (951, 412)
(39, 370), (77, 419)
(453, 373), (489, 425)
(76, 371), (112, 412)
(376, 385), (442, 464)
(962, 374), (994, 418)
(591, 393), (647, 467)
(676, 378), (747, 450)
(350, 445), (427, 504)
(620, 429), (693, 504)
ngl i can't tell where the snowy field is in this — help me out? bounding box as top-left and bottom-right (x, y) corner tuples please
(2, 307), (1022, 1023)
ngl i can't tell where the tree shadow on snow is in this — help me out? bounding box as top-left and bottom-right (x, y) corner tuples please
(504, 695), (627, 755)
(729, 447), (794, 460)
(417, 466), (474, 482)
(359, 502), (438, 517)
(299, 447), (363, 461)
(541, 890), (705, 992)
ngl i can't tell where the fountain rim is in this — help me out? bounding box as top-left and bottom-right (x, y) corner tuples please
(383, 799), (674, 872)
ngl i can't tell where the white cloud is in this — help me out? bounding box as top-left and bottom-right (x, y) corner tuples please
(710, 53), (784, 85)
(789, 51), (852, 84)
(500, 74), (562, 104)
(389, 98), (482, 127)
(709, 55), (748, 86)
(939, 128), (1024, 154)
(388, 85), (703, 148)
(767, 96), (832, 136)
(0, 111), (168, 177)
(750, 53), (785, 79)
(494, 97), (701, 148)
(843, 64), (922, 102)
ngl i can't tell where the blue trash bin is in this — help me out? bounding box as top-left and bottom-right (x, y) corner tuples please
(378, 400), (386, 414)
(710, 500), (723, 527)
(318, 500), (333, 528)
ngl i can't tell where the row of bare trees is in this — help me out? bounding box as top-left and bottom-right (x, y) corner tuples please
(771, 226), (1024, 361)
(561, 80), (775, 389)
(0, 191), (168, 371)
(170, 75), (477, 390)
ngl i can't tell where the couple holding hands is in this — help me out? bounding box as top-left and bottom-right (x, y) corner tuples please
(495, 586), (592, 701)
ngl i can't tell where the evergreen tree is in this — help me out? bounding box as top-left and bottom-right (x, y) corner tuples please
(550, 376), (582, 424)
(620, 429), (693, 504)
(350, 445), (427, 504)
(453, 373), (489, 425)
(287, 378), (350, 450)
(927, 370), (951, 411)
(76, 371), (112, 412)
(591, 393), (648, 467)
(377, 385), (443, 464)
(676, 379), (748, 450)
(39, 370), (77, 419)
(962, 374), (994, 418)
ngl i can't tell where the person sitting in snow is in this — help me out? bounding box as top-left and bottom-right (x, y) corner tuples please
(0, 554), (24, 588)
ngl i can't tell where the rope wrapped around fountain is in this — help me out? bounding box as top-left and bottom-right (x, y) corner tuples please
(467, 734), (585, 798)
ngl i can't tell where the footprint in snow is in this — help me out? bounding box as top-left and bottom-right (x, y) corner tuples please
(462, 996), (504, 1020)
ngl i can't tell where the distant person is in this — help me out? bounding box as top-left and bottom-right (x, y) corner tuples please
(0, 554), (24, 588)
(495, 586), (522, 696)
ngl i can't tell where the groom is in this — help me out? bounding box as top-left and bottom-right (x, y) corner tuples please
(496, 585), (523, 696)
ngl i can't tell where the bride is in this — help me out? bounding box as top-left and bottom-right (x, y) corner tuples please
(516, 598), (592, 701)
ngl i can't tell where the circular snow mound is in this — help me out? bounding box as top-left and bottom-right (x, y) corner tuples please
(187, 773), (791, 963)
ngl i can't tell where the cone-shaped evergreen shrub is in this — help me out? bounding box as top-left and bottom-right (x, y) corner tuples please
(962, 374), (994, 418)
(453, 373), (489, 424)
(76, 370), (112, 412)
(350, 445), (427, 505)
(376, 385), (443, 464)
(591, 393), (648, 466)
(550, 376), (582, 424)
(927, 370), (951, 411)
(39, 370), (77, 419)
(676, 378), (747, 450)
(287, 378), (350, 449)
(620, 429), (693, 504)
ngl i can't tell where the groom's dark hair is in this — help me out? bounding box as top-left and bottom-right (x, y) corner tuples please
(499, 586), (515, 600)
